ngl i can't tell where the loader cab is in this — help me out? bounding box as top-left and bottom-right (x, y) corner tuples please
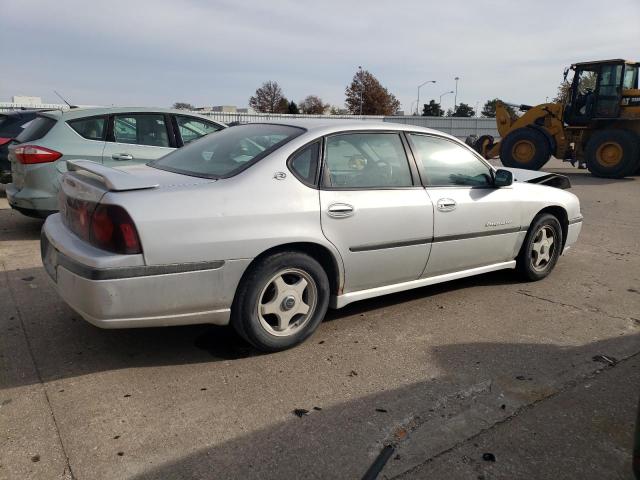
(564, 59), (627, 126)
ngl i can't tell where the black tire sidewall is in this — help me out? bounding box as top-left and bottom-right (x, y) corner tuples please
(231, 252), (330, 352)
(500, 128), (551, 170)
(585, 129), (640, 178)
(518, 213), (563, 281)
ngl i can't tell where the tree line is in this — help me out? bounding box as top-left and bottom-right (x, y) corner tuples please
(174, 68), (562, 117)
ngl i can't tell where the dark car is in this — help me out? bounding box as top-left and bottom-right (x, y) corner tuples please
(0, 110), (51, 183)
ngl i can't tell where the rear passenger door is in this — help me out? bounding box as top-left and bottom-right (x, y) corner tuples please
(319, 131), (433, 293)
(102, 113), (175, 168)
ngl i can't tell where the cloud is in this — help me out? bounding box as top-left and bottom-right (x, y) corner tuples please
(2, 0), (639, 110)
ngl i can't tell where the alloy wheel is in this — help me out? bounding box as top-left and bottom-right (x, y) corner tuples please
(530, 225), (555, 271)
(257, 268), (318, 337)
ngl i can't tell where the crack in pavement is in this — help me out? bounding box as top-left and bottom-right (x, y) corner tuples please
(390, 348), (640, 479)
(2, 264), (76, 480)
(516, 289), (637, 323)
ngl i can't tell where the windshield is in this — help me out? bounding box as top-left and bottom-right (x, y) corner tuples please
(150, 123), (305, 179)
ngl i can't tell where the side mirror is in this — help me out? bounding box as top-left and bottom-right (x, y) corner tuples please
(494, 169), (513, 187)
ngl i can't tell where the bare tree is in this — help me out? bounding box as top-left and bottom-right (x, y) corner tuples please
(300, 95), (329, 114)
(172, 102), (195, 110)
(345, 69), (400, 115)
(249, 81), (286, 113)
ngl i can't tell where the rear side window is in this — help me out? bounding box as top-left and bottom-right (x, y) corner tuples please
(68, 116), (106, 141)
(15, 116), (57, 143)
(176, 116), (222, 145)
(289, 142), (320, 187)
(114, 114), (170, 147)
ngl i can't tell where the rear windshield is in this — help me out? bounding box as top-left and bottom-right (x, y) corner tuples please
(150, 123), (304, 179)
(0, 114), (38, 138)
(15, 115), (57, 143)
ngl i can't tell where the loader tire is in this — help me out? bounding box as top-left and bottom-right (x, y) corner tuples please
(474, 135), (495, 156)
(500, 128), (551, 170)
(585, 129), (640, 179)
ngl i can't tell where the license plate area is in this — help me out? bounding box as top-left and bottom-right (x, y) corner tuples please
(41, 233), (58, 282)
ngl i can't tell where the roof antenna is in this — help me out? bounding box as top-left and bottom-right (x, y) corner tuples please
(53, 90), (76, 109)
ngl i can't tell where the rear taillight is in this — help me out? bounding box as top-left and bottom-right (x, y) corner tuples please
(14, 145), (62, 164)
(0, 137), (12, 146)
(90, 205), (142, 254)
(62, 197), (142, 254)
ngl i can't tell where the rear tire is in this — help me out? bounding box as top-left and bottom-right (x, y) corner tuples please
(231, 252), (330, 352)
(500, 128), (551, 170)
(585, 129), (640, 178)
(517, 213), (563, 281)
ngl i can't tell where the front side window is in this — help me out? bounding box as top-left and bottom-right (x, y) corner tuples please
(323, 133), (413, 188)
(176, 116), (222, 145)
(151, 123), (304, 179)
(408, 134), (492, 187)
(114, 114), (169, 147)
(68, 116), (106, 141)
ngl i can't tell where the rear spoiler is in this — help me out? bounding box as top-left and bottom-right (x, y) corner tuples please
(67, 160), (159, 191)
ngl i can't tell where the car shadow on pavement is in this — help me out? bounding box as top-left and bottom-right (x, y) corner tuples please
(124, 332), (640, 480)
(2, 265), (521, 390)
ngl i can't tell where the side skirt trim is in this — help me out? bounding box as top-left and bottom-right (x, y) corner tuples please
(330, 260), (517, 308)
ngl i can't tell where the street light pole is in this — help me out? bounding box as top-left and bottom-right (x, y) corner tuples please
(454, 76), (460, 111)
(439, 90), (454, 104)
(439, 91), (454, 114)
(416, 80), (436, 116)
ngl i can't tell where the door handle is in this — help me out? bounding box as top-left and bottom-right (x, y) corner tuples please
(112, 153), (134, 161)
(437, 198), (457, 212)
(327, 203), (354, 218)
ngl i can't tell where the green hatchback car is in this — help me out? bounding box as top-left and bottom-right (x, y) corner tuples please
(6, 107), (225, 217)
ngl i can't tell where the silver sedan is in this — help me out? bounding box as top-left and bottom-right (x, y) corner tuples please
(41, 121), (583, 351)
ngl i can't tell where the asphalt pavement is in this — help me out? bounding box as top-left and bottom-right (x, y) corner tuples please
(1, 159), (638, 479)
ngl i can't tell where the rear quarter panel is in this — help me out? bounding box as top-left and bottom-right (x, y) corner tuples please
(101, 150), (340, 269)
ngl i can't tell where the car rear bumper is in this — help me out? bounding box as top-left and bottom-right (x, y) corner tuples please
(6, 182), (58, 216)
(41, 215), (250, 328)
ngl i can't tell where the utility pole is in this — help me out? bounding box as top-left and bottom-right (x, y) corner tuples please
(416, 80), (436, 116)
(454, 76), (460, 112)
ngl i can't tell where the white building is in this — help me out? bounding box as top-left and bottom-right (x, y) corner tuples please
(12, 95), (42, 105)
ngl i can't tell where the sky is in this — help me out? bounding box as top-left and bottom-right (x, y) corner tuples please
(2, 0), (639, 113)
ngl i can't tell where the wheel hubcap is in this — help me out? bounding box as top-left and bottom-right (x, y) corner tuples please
(531, 226), (555, 271)
(257, 268), (317, 337)
(595, 141), (622, 167)
(512, 140), (535, 163)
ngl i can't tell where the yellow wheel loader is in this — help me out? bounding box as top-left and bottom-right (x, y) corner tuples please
(475, 59), (640, 178)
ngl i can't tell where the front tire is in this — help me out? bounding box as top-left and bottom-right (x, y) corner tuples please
(231, 252), (330, 352)
(517, 213), (563, 281)
(500, 128), (551, 170)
